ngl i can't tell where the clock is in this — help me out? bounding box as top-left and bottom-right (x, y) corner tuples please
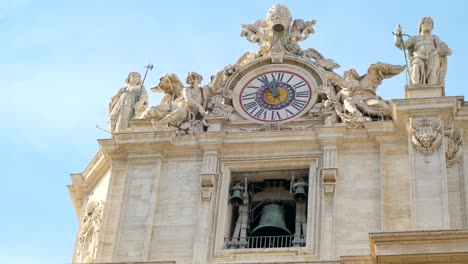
(233, 65), (317, 123)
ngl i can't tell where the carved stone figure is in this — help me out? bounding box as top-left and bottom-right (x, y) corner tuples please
(309, 85), (342, 126)
(141, 73), (184, 120)
(445, 125), (464, 167)
(108, 72), (148, 133)
(320, 63), (405, 127)
(76, 201), (104, 263)
(394, 17), (452, 85)
(409, 117), (442, 156)
(141, 72), (213, 134)
(239, 4), (316, 59)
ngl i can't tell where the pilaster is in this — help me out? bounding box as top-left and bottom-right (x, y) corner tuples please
(367, 121), (411, 232)
(113, 151), (165, 262)
(95, 153), (128, 263)
(192, 133), (225, 264)
(315, 126), (345, 260)
(407, 117), (449, 230)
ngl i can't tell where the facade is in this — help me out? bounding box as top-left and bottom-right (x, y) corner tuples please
(68, 5), (468, 264)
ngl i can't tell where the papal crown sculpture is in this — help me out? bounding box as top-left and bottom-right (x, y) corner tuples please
(106, 5), (451, 134)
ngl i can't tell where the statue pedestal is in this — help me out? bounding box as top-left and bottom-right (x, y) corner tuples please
(205, 116), (226, 132)
(405, 84), (445, 99)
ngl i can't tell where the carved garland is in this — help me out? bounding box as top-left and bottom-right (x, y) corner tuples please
(444, 125), (464, 167)
(75, 200), (105, 264)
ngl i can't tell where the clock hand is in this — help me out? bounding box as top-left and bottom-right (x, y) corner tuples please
(259, 75), (276, 96)
(259, 75), (279, 97)
(270, 75), (279, 97)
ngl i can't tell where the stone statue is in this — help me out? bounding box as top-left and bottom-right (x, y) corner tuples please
(394, 17), (452, 85)
(323, 63), (405, 126)
(239, 4), (317, 61)
(75, 201), (104, 263)
(141, 73), (184, 120)
(108, 72), (148, 133)
(147, 72), (210, 133)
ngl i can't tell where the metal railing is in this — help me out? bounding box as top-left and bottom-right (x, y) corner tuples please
(225, 235), (306, 249)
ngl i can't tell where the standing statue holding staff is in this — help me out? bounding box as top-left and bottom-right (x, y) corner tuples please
(108, 64), (153, 133)
(394, 17), (452, 85)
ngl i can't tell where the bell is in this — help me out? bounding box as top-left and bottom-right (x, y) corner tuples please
(251, 204), (291, 236)
(293, 185), (307, 202)
(229, 188), (244, 206)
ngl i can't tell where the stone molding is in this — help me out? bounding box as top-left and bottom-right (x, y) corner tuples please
(369, 230), (468, 264)
(405, 84), (445, 99)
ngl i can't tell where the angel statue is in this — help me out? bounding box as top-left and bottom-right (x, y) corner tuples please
(325, 62), (405, 125)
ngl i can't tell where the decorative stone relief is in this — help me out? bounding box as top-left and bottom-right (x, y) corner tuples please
(310, 63), (405, 128)
(200, 151), (219, 200)
(409, 117), (442, 156)
(75, 200), (104, 263)
(444, 125), (464, 167)
(239, 4), (320, 62)
(108, 72), (148, 133)
(394, 16), (452, 85)
(321, 168), (337, 195)
(231, 171), (258, 178)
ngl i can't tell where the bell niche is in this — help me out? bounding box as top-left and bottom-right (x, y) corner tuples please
(226, 170), (308, 249)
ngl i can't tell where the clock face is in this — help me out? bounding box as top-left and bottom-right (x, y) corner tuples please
(238, 70), (313, 122)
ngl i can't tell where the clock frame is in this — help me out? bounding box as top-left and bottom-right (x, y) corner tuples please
(231, 62), (320, 123)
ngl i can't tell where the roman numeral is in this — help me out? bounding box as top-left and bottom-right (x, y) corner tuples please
(291, 99), (307, 111)
(246, 85), (260, 89)
(296, 91), (310, 98)
(293, 81), (306, 89)
(257, 75), (269, 86)
(286, 109), (294, 117)
(270, 111), (281, 120)
(274, 72), (285, 82)
(286, 74), (294, 83)
(244, 101), (258, 112)
(242, 92), (256, 101)
(253, 108), (267, 119)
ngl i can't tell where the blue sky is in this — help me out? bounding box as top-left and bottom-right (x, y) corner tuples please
(1, 1), (467, 263)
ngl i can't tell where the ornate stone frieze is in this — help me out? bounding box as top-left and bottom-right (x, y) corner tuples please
(444, 125), (464, 167)
(75, 200), (104, 263)
(409, 117), (442, 156)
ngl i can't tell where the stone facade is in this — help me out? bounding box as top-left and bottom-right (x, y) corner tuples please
(69, 5), (468, 264)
